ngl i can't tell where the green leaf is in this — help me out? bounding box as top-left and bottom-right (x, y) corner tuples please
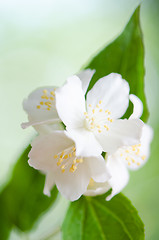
(0, 145), (58, 239)
(62, 192), (145, 240)
(85, 6), (149, 123)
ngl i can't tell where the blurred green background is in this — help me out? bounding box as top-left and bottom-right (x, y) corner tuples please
(0, 0), (159, 239)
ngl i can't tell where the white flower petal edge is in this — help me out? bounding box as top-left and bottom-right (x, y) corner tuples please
(129, 94), (143, 119)
(28, 131), (110, 201)
(77, 69), (95, 94)
(43, 172), (55, 196)
(56, 73), (143, 156)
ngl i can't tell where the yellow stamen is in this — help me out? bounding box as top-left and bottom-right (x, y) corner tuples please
(63, 154), (68, 159)
(141, 155), (146, 160)
(50, 91), (55, 96)
(37, 105), (41, 109)
(43, 89), (47, 94)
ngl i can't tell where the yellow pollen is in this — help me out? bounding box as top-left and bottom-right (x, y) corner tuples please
(45, 102), (51, 106)
(61, 164), (65, 169)
(73, 159), (77, 164)
(47, 108), (51, 111)
(105, 110), (108, 113)
(96, 104), (99, 108)
(43, 89), (47, 94)
(126, 157), (129, 161)
(98, 130), (101, 133)
(63, 154), (68, 159)
(61, 169), (65, 173)
(89, 104), (92, 107)
(54, 154), (58, 159)
(70, 164), (77, 173)
(92, 117), (95, 121)
(73, 152), (76, 156)
(137, 162), (141, 166)
(97, 125), (101, 128)
(69, 153), (72, 158)
(132, 147), (136, 151)
(138, 144), (141, 147)
(40, 102), (44, 105)
(99, 100), (102, 104)
(125, 150), (129, 153)
(131, 158), (135, 163)
(108, 111), (111, 115)
(37, 105), (41, 109)
(51, 91), (55, 96)
(120, 153), (123, 157)
(86, 116), (89, 119)
(50, 97), (54, 100)
(128, 162), (131, 166)
(84, 112), (88, 115)
(99, 109), (103, 112)
(110, 119), (113, 122)
(57, 162), (61, 166)
(141, 155), (146, 160)
(76, 158), (83, 163)
(92, 109), (95, 114)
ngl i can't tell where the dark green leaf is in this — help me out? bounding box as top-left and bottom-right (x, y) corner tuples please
(0, 145), (58, 239)
(85, 6), (149, 122)
(62, 192), (145, 240)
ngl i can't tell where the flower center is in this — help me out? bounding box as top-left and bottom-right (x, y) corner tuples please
(84, 100), (113, 133)
(117, 144), (146, 167)
(36, 89), (56, 111)
(53, 146), (83, 173)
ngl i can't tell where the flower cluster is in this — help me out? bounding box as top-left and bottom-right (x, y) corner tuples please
(22, 70), (153, 201)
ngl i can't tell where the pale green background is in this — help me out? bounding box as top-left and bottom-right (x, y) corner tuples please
(0, 0), (158, 239)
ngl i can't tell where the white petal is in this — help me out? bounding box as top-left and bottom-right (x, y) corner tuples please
(84, 181), (110, 197)
(54, 161), (90, 201)
(106, 155), (129, 201)
(129, 94), (143, 119)
(95, 119), (143, 154)
(77, 69), (95, 94)
(86, 73), (129, 119)
(65, 128), (103, 157)
(127, 124), (153, 170)
(43, 172), (55, 196)
(55, 75), (86, 129)
(28, 131), (73, 172)
(85, 155), (110, 182)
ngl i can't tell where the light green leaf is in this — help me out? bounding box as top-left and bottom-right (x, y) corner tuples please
(85, 6), (149, 122)
(0, 145), (58, 239)
(62, 192), (144, 240)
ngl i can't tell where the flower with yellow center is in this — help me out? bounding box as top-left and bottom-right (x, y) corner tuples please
(21, 69), (95, 133)
(84, 96), (153, 200)
(56, 73), (144, 157)
(28, 131), (110, 201)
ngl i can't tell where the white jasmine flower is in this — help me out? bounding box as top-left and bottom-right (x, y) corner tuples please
(85, 96), (153, 200)
(28, 131), (110, 201)
(21, 69), (95, 133)
(55, 73), (144, 157)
